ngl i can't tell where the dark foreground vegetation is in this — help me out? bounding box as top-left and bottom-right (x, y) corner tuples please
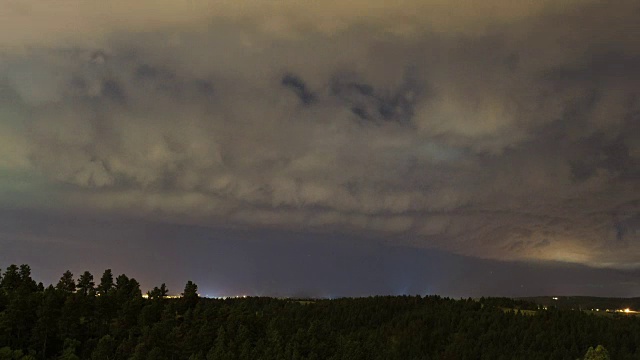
(0, 264), (636, 359)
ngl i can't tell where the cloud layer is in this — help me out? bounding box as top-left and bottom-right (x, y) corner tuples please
(1, 0), (639, 267)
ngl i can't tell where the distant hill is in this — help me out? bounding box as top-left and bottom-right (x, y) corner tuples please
(519, 296), (640, 311)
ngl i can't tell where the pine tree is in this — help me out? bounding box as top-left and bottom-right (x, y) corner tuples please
(56, 271), (76, 294)
(76, 271), (95, 296)
(1, 265), (20, 292)
(182, 281), (199, 309)
(96, 270), (114, 296)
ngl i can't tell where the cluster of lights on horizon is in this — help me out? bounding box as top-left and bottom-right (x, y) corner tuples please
(141, 293), (248, 300)
(551, 297), (638, 315)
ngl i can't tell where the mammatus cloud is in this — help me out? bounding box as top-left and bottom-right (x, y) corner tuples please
(0, 0), (638, 267)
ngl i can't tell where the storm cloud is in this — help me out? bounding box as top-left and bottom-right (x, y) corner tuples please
(1, 0), (639, 271)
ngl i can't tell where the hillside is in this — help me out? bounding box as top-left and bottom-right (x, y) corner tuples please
(520, 296), (640, 312)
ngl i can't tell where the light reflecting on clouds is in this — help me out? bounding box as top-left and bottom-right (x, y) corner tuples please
(0, 0), (638, 275)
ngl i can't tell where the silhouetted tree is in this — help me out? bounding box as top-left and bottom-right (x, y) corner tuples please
(2, 265), (20, 292)
(31, 285), (63, 358)
(96, 270), (114, 296)
(148, 283), (169, 300)
(56, 271), (76, 294)
(182, 281), (198, 309)
(18, 265), (37, 293)
(76, 271), (95, 296)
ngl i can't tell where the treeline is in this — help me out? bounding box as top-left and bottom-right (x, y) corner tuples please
(0, 264), (638, 359)
(521, 296), (640, 311)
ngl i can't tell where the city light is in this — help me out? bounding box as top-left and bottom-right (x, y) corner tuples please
(612, 308), (638, 314)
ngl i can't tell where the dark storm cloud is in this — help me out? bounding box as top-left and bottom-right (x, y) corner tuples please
(0, 0), (639, 269)
(281, 74), (315, 105)
(330, 73), (424, 124)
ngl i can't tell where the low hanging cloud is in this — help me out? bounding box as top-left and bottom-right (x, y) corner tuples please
(0, 0), (639, 268)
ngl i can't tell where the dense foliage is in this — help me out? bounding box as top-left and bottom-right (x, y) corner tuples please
(0, 264), (636, 359)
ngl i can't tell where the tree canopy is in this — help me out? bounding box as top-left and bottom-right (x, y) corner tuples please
(0, 263), (638, 359)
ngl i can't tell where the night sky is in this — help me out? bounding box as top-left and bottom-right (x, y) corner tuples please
(1, 0), (639, 298)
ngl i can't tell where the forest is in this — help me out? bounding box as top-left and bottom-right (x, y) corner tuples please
(0, 264), (635, 359)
